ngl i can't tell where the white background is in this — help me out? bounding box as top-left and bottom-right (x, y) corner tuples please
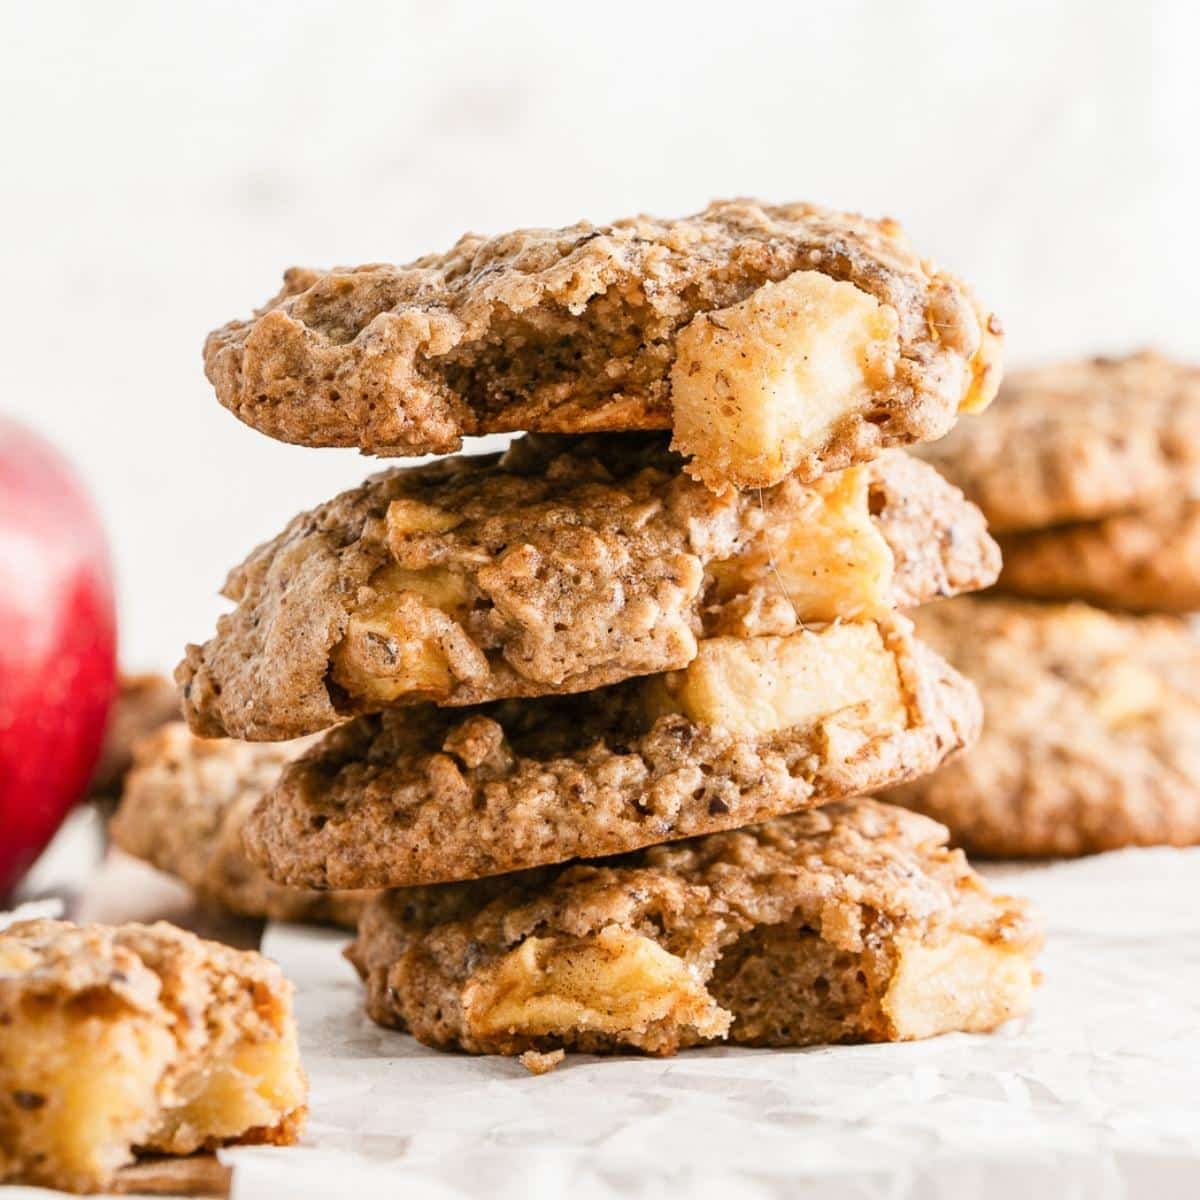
(2, 0), (1196, 670)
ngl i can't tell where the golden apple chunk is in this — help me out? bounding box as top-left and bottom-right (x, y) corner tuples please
(645, 622), (907, 737)
(670, 270), (900, 490)
(464, 926), (730, 1049)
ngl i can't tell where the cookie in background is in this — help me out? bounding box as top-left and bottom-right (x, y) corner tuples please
(88, 673), (181, 809)
(900, 352), (1200, 855)
(111, 724), (368, 928)
(921, 351), (1200, 613)
(887, 597), (1200, 857)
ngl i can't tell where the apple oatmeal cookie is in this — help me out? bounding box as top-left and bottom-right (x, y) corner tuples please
(204, 199), (1001, 490)
(888, 597), (1200, 856)
(111, 724), (368, 927)
(920, 351), (1200, 533)
(996, 497), (1200, 613)
(243, 616), (980, 889)
(178, 435), (997, 742)
(346, 799), (1040, 1058)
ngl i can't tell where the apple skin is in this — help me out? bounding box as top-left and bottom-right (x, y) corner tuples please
(0, 417), (117, 901)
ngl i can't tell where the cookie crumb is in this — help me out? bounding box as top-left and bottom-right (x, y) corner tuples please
(519, 1049), (565, 1076)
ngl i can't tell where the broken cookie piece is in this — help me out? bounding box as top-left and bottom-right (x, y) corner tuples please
(178, 434), (997, 742)
(110, 724), (369, 927)
(204, 199), (1001, 490)
(0, 919), (306, 1194)
(242, 615), (981, 889)
(346, 799), (1040, 1058)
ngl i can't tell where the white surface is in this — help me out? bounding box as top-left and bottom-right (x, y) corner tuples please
(1, 1), (1195, 670)
(214, 848), (1200, 1199)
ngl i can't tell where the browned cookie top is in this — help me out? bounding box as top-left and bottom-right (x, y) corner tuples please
(997, 497), (1200, 613)
(887, 596), (1200, 857)
(243, 617), (981, 889)
(347, 799), (1040, 1057)
(205, 199), (1000, 490)
(920, 351), (1200, 533)
(111, 724), (367, 928)
(178, 434), (998, 742)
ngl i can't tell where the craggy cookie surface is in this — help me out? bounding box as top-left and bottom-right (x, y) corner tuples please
(0, 919), (306, 1193)
(921, 352), (1200, 533)
(888, 597), (1200, 856)
(997, 498), (1200, 613)
(347, 799), (1040, 1058)
(179, 435), (998, 742)
(205, 199), (1001, 490)
(111, 724), (367, 927)
(244, 617), (980, 889)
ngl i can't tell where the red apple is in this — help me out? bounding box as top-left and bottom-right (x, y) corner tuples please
(0, 417), (117, 901)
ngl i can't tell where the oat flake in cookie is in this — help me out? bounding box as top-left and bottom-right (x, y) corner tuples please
(204, 199), (1001, 491)
(887, 596), (1200, 856)
(111, 723), (369, 927)
(347, 800), (1041, 1058)
(178, 434), (998, 742)
(0, 919), (306, 1194)
(243, 615), (981, 890)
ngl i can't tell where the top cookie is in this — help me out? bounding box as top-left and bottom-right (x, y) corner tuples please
(205, 199), (1001, 491)
(920, 351), (1200, 532)
(178, 435), (998, 742)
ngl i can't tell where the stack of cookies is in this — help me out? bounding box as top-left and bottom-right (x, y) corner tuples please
(173, 200), (1042, 1062)
(896, 352), (1200, 856)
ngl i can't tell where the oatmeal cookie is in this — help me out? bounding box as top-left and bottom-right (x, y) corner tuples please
(88, 673), (180, 803)
(0, 919), (306, 1194)
(920, 351), (1200, 533)
(178, 435), (998, 742)
(111, 724), (368, 927)
(997, 498), (1200, 612)
(243, 616), (980, 889)
(887, 597), (1200, 856)
(346, 799), (1040, 1058)
(205, 199), (1001, 490)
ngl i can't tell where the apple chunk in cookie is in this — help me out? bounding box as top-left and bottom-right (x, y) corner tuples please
(347, 800), (1041, 1058)
(178, 434), (998, 742)
(0, 919), (306, 1194)
(670, 271), (901, 490)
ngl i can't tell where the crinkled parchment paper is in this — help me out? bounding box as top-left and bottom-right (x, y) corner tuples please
(213, 847), (1200, 1199)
